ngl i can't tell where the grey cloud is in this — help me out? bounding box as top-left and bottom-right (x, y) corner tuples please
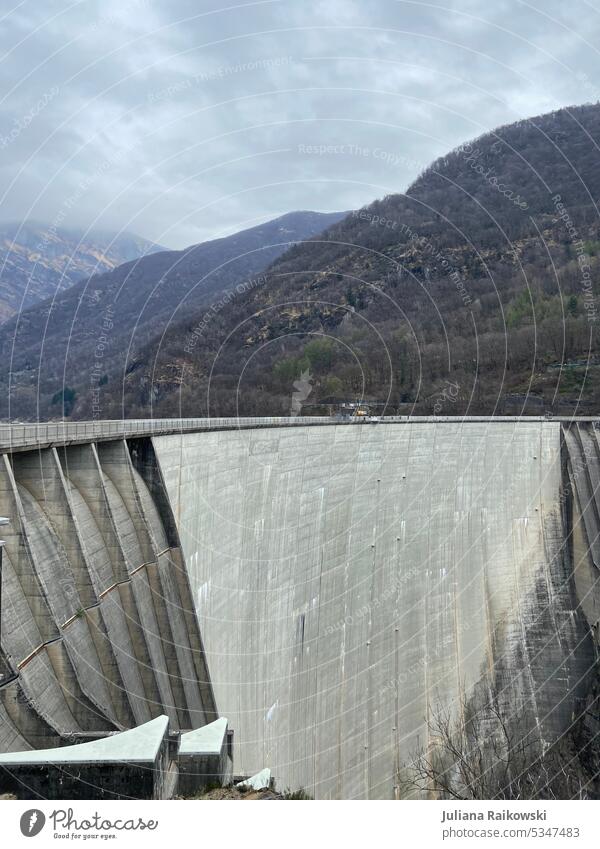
(0, 0), (599, 248)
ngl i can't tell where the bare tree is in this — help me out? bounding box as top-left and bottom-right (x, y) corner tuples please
(398, 693), (596, 800)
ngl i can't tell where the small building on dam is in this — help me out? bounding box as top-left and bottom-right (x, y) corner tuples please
(0, 417), (598, 799)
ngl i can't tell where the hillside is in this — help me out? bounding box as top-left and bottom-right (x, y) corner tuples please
(106, 102), (600, 420)
(0, 211), (344, 419)
(0, 223), (163, 322)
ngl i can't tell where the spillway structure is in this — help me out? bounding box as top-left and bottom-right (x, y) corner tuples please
(0, 429), (216, 759)
(0, 417), (598, 799)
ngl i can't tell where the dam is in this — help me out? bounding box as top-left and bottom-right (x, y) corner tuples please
(0, 417), (598, 799)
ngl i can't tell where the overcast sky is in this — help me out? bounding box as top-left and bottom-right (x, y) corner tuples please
(1, 0), (599, 248)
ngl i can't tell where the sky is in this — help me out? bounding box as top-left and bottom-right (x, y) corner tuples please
(1, 0), (600, 249)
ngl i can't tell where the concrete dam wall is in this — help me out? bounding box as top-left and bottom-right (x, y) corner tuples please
(0, 418), (598, 800)
(0, 437), (216, 757)
(154, 420), (598, 799)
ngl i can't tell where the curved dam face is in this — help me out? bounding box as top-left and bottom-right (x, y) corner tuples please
(0, 418), (597, 799)
(154, 421), (597, 799)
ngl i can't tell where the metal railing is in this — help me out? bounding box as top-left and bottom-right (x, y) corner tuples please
(0, 417), (332, 450)
(0, 415), (593, 451)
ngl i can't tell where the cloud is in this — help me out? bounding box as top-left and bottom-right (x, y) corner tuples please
(0, 0), (599, 248)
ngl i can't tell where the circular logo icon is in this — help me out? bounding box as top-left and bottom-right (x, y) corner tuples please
(19, 810), (46, 837)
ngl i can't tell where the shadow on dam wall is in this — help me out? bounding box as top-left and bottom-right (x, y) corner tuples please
(154, 421), (599, 800)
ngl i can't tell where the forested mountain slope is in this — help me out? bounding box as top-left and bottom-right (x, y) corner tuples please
(0, 211), (344, 418)
(110, 102), (600, 420)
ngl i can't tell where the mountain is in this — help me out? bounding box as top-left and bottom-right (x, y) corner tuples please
(0, 223), (163, 323)
(0, 211), (346, 418)
(107, 102), (600, 420)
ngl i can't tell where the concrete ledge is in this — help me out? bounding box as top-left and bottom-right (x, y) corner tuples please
(0, 715), (169, 765)
(178, 718), (231, 795)
(0, 716), (177, 800)
(237, 769), (272, 791)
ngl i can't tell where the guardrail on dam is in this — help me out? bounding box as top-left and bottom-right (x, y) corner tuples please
(0, 417), (599, 799)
